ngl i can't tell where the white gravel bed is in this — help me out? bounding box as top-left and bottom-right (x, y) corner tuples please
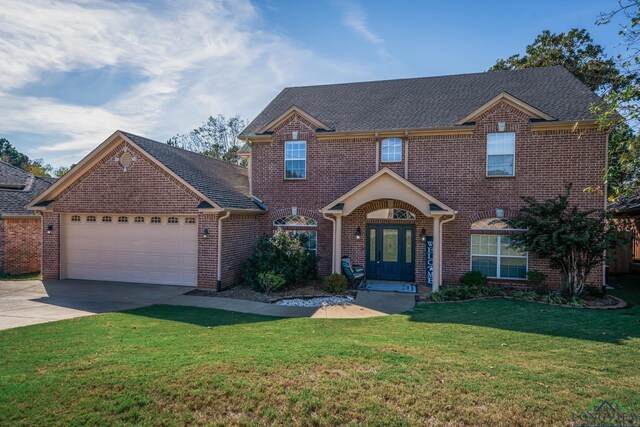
(274, 296), (354, 307)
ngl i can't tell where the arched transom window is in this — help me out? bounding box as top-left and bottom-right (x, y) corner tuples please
(367, 208), (416, 220)
(471, 217), (518, 231)
(273, 215), (317, 227)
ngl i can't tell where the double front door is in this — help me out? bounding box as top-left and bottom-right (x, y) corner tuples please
(366, 224), (415, 281)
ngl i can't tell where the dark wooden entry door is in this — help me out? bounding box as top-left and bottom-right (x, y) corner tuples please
(366, 224), (415, 281)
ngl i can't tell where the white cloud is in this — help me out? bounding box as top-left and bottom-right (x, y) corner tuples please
(0, 0), (368, 166)
(341, 1), (384, 46)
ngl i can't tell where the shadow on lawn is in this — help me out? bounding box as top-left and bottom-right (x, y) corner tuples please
(406, 274), (640, 345)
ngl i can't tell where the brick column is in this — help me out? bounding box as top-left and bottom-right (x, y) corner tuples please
(41, 212), (60, 280)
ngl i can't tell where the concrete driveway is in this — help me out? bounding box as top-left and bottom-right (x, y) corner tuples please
(0, 279), (192, 330)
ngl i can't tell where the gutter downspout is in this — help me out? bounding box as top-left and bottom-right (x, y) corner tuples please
(438, 213), (456, 289)
(217, 211), (231, 291)
(323, 213), (337, 273)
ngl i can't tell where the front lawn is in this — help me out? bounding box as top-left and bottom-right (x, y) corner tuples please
(1, 277), (639, 426)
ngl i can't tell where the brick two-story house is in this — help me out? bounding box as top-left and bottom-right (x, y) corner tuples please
(29, 66), (607, 292)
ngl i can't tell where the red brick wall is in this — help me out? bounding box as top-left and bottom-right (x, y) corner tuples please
(220, 214), (260, 288)
(198, 213), (218, 288)
(1, 217), (41, 275)
(41, 212), (59, 280)
(251, 104), (607, 290)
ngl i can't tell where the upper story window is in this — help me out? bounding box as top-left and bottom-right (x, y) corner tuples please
(381, 138), (402, 162)
(487, 132), (515, 176)
(285, 140), (306, 179)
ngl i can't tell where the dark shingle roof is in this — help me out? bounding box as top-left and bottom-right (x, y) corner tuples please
(120, 131), (262, 210)
(240, 66), (601, 138)
(0, 161), (55, 216)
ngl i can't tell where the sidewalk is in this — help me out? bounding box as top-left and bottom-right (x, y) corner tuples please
(165, 290), (415, 319)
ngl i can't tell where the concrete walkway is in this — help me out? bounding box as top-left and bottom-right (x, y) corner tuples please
(166, 290), (416, 319)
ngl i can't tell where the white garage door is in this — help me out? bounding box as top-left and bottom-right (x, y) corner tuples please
(64, 214), (198, 286)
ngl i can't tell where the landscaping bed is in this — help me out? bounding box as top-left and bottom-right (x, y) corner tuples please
(186, 281), (352, 303)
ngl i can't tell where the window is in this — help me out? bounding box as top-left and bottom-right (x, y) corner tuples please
(471, 217), (517, 231)
(366, 208), (416, 220)
(167, 217), (179, 224)
(487, 132), (515, 176)
(86, 215), (96, 222)
(284, 230), (318, 253)
(102, 216), (112, 223)
(118, 216), (128, 223)
(150, 217), (161, 224)
(285, 140), (306, 179)
(273, 215), (317, 227)
(134, 216), (145, 223)
(71, 215), (81, 222)
(185, 217), (196, 224)
(381, 138), (402, 162)
(471, 234), (527, 279)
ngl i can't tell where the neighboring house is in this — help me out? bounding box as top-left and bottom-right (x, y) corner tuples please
(0, 161), (55, 275)
(29, 66), (607, 292)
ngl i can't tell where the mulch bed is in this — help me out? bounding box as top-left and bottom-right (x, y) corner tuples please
(419, 293), (628, 309)
(186, 281), (347, 303)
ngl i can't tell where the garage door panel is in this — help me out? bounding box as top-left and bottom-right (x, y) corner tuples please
(64, 215), (197, 286)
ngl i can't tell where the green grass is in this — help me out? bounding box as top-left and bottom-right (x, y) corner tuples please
(1, 276), (639, 426)
(0, 272), (41, 281)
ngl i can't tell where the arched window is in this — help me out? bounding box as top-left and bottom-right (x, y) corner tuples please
(470, 218), (527, 279)
(150, 217), (162, 224)
(273, 215), (317, 227)
(86, 215), (96, 222)
(273, 215), (317, 252)
(367, 208), (416, 220)
(167, 217), (179, 224)
(134, 216), (145, 223)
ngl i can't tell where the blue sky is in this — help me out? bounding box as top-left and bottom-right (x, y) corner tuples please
(0, 0), (627, 167)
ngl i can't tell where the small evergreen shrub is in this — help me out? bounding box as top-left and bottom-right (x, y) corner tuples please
(460, 271), (487, 287)
(242, 230), (318, 292)
(429, 284), (504, 301)
(527, 270), (549, 294)
(255, 271), (286, 294)
(540, 291), (566, 305)
(322, 274), (348, 294)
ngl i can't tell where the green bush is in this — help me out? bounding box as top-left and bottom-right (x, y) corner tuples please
(429, 284), (504, 302)
(512, 290), (539, 301)
(255, 271), (286, 294)
(322, 274), (348, 294)
(242, 230), (318, 292)
(460, 271), (487, 287)
(540, 291), (566, 305)
(527, 270), (549, 294)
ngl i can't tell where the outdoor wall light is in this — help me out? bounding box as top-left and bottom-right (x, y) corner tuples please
(46, 224), (53, 235)
(421, 228), (427, 242)
(355, 226), (362, 240)
(202, 228), (209, 239)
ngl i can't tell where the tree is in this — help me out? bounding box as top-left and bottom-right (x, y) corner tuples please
(510, 185), (627, 296)
(53, 164), (74, 178)
(167, 114), (248, 166)
(489, 28), (624, 93)
(0, 137), (53, 177)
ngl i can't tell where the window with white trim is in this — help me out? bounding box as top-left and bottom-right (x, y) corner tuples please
(381, 138), (402, 162)
(71, 215), (81, 222)
(118, 216), (128, 223)
(471, 234), (527, 279)
(285, 140), (306, 179)
(86, 215), (96, 222)
(273, 215), (317, 252)
(367, 208), (416, 220)
(102, 216), (112, 223)
(167, 217), (179, 224)
(150, 217), (161, 224)
(134, 216), (145, 223)
(284, 230), (318, 253)
(487, 132), (515, 176)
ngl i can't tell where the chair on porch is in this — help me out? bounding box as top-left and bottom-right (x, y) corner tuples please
(341, 256), (366, 289)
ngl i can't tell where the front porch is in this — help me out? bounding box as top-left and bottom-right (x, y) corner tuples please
(322, 168), (456, 293)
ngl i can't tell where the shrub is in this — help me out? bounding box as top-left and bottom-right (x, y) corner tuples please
(527, 270), (549, 294)
(460, 271), (487, 287)
(540, 291), (566, 305)
(322, 274), (348, 294)
(242, 230), (318, 292)
(512, 290), (539, 301)
(429, 284), (504, 302)
(255, 271), (286, 294)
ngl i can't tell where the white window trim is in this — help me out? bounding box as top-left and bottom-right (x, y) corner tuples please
(284, 140), (307, 180)
(281, 229), (318, 254)
(470, 234), (528, 280)
(486, 132), (516, 177)
(381, 138), (403, 163)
